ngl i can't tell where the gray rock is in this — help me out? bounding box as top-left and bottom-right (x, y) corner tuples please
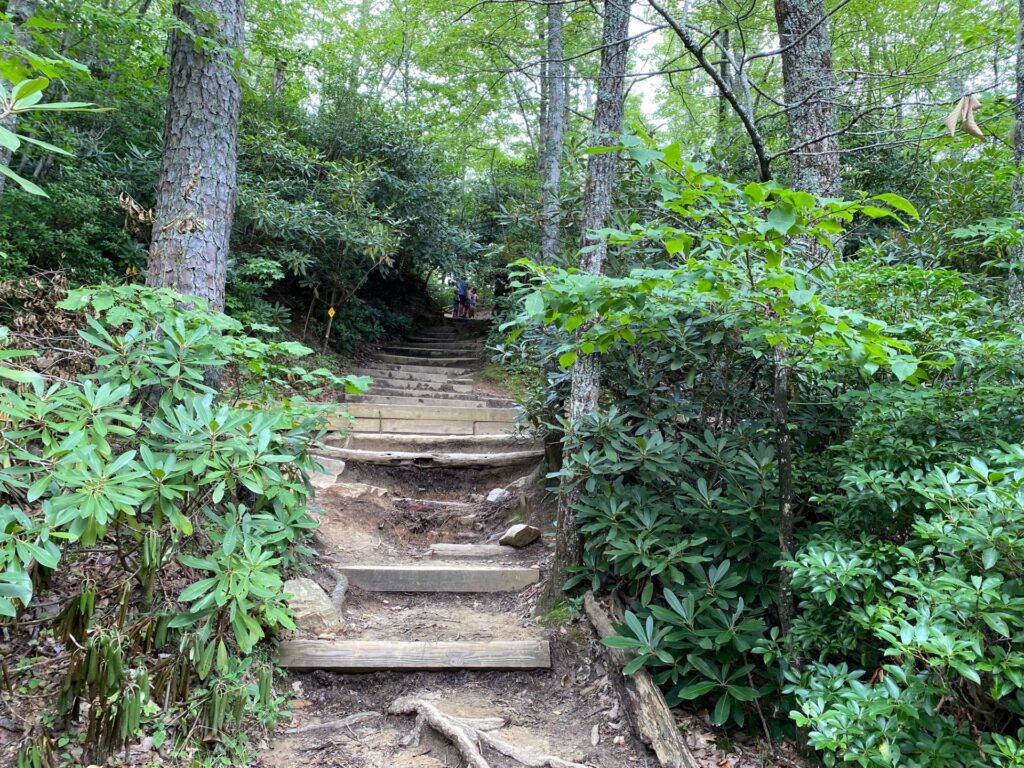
(499, 524), (541, 548)
(284, 577), (345, 635)
(309, 457), (346, 490)
(334, 482), (388, 499)
(486, 487), (511, 503)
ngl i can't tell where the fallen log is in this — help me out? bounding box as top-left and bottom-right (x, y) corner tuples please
(583, 592), (699, 768)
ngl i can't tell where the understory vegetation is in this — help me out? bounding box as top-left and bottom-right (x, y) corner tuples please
(4, 0), (1024, 765)
(1, 281), (366, 766)
(503, 143), (1024, 765)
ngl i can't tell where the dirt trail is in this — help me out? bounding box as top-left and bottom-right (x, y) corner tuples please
(258, 319), (655, 768)
(259, 319), (775, 768)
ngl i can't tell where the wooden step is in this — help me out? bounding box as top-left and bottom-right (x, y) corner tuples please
(333, 433), (536, 452)
(399, 339), (483, 348)
(278, 639), (550, 671)
(352, 368), (462, 383)
(346, 394), (500, 409)
(355, 386), (510, 404)
(375, 354), (480, 368)
(325, 447), (543, 468)
(344, 403), (518, 423)
(382, 346), (483, 357)
(339, 565), (539, 592)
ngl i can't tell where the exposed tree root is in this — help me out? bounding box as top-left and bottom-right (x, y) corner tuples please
(283, 711), (381, 735)
(388, 696), (591, 768)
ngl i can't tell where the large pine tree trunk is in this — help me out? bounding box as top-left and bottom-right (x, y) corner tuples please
(773, 0), (840, 198)
(0, 0), (38, 197)
(1011, 0), (1024, 307)
(544, 0), (632, 606)
(539, 0), (566, 262)
(147, 0), (244, 312)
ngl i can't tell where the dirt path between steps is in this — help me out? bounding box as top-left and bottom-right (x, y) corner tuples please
(257, 321), (799, 768)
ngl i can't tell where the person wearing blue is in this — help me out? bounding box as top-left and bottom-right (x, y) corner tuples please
(455, 277), (469, 319)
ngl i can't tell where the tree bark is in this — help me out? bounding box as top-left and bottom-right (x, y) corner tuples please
(1011, 0), (1024, 307)
(773, 0), (840, 198)
(544, 0), (633, 607)
(0, 0), (38, 198)
(147, 0), (244, 313)
(539, 0), (566, 263)
(772, 348), (795, 636)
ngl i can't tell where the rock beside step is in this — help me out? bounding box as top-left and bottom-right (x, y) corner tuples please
(486, 487), (512, 503)
(284, 578), (345, 635)
(309, 457), (346, 490)
(499, 524), (541, 548)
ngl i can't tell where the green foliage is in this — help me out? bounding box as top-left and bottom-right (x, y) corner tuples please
(508, 136), (1024, 765)
(787, 447), (1024, 766)
(0, 284), (365, 763)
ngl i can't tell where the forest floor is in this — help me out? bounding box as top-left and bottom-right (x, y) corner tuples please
(257, 316), (807, 768)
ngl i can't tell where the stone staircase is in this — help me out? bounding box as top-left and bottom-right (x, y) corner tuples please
(279, 319), (549, 674)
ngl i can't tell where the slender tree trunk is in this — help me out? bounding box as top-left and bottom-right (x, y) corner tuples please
(1011, 0), (1024, 307)
(537, 7), (549, 178)
(540, 0), (566, 262)
(773, 0), (840, 198)
(0, 0), (38, 197)
(147, 0), (244, 313)
(715, 27), (731, 170)
(773, 348), (795, 636)
(544, 0), (633, 607)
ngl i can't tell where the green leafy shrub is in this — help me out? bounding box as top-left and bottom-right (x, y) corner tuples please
(508, 137), (920, 730)
(0, 284), (365, 764)
(788, 446), (1024, 766)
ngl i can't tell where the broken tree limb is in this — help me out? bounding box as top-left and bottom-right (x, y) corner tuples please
(387, 696), (591, 768)
(584, 592), (700, 768)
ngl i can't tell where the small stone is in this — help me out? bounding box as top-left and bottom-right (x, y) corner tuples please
(139, 736), (154, 752)
(469, 493), (486, 503)
(283, 578), (345, 635)
(309, 457), (346, 490)
(486, 488), (511, 503)
(334, 482), (389, 500)
(499, 524), (540, 548)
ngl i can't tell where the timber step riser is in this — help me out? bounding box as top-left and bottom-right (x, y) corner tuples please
(330, 434), (540, 453)
(324, 447), (543, 468)
(278, 640), (550, 671)
(339, 565), (539, 592)
(343, 404), (518, 422)
(346, 395), (510, 408)
(398, 340), (483, 349)
(353, 368), (470, 382)
(375, 354), (481, 367)
(357, 386), (507, 402)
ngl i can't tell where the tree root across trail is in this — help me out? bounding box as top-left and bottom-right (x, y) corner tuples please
(388, 696), (592, 768)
